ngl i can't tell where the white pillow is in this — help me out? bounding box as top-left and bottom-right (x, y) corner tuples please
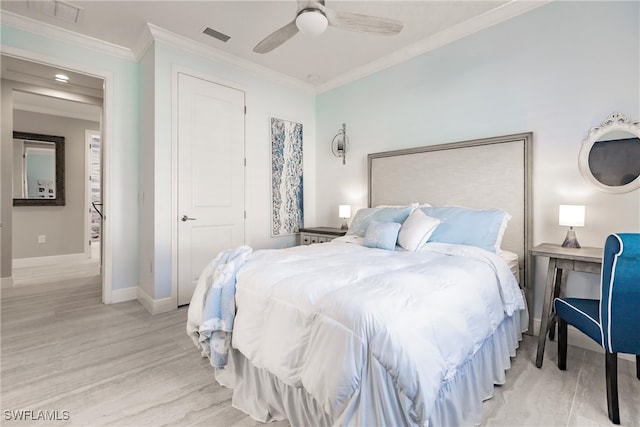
(398, 209), (441, 251)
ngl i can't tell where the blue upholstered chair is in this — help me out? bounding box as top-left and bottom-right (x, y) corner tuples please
(554, 233), (640, 425)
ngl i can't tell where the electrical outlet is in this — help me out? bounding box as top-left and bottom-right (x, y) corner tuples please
(37, 235), (46, 243)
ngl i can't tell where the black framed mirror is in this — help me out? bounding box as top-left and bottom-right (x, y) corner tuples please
(578, 112), (640, 193)
(13, 131), (65, 206)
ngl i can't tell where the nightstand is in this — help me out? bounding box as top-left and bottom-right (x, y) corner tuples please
(299, 227), (346, 245)
(530, 243), (603, 368)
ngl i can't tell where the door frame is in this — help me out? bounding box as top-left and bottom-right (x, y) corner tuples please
(170, 65), (246, 308)
(4, 46), (114, 303)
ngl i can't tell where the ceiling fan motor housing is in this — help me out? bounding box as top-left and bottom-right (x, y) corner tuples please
(296, 8), (328, 35)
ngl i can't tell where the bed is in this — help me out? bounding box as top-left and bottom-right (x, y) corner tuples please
(187, 132), (533, 426)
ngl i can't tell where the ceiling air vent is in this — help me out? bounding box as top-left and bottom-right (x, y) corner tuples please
(203, 27), (231, 43)
(28, 0), (82, 24)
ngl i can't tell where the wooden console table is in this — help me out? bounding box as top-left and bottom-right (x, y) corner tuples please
(530, 243), (603, 368)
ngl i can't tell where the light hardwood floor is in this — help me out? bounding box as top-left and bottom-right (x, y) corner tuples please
(1, 274), (638, 426)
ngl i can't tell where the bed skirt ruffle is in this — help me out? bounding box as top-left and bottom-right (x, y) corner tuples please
(216, 310), (524, 426)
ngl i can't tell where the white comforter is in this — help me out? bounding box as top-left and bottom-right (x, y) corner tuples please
(189, 240), (524, 425)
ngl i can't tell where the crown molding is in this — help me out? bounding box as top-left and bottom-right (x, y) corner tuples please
(142, 23), (316, 94)
(317, 0), (550, 93)
(131, 23), (155, 60)
(0, 10), (135, 61)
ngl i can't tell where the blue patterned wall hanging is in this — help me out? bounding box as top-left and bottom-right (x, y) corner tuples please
(271, 117), (303, 236)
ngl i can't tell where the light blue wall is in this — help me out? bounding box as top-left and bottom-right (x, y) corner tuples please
(1, 25), (140, 291)
(138, 44), (156, 299)
(316, 1), (640, 318)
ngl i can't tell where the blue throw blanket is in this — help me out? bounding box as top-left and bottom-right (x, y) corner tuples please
(196, 246), (252, 368)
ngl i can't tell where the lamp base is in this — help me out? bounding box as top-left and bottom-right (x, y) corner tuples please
(340, 219), (348, 230)
(561, 227), (581, 248)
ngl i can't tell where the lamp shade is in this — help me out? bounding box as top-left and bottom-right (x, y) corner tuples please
(296, 10), (328, 35)
(559, 205), (585, 227)
(338, 205), (351, 219)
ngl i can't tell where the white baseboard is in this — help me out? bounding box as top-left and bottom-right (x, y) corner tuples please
(1, 276), (14, 289)
(532, 318), (634, 362)
(111, 286), (137, 303)
(137, 287), (176, 314)
(13, 253), (89, 268)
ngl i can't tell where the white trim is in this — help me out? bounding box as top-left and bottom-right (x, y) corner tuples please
(1, 277), (14, 289)
(136, 287), (175, 315)
(317, 1), (550, 93)
(0, 10), (135, 61)
(2, 45), (113, 305)
(532, 318), (635, 362)
(131, 22), (155, 60)
(13, 252), (89, 268)
(111, 286), (137, 303)
(101, 69), (113, 305)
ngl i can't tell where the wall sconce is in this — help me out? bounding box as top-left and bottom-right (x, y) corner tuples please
(339, 204), (351, 230)
(331, 123), (349, 165)
(559, 204), (585, 248)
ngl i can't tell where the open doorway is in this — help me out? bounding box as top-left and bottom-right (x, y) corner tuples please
(3, 54), (106, 292)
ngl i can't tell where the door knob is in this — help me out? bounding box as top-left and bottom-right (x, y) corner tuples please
(181, 215), (197, 222)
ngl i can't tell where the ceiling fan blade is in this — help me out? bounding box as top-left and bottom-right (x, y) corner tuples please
(325, 9), (403, 35)
(253, 20), (299, 54)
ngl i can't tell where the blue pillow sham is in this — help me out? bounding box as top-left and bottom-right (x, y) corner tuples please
(420, 206), (510, 253)
(363, 221), (402, 251)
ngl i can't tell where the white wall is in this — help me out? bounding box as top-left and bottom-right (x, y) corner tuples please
(315, 1), (640, 319)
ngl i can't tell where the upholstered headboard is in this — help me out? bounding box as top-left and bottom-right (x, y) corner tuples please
(368, 133), (533, 329)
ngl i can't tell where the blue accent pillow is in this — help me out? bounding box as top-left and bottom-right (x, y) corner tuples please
(364, 221), (401, 251)
(421, 206), (510, 253)
(347, 206), (413, 237)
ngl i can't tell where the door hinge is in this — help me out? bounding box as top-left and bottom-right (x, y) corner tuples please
(244, 105), (247, 114)
(244, 210), (247, 219)
(244, 158), (247, 167)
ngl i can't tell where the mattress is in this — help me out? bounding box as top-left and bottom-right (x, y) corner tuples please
(501, 250), (520, 284)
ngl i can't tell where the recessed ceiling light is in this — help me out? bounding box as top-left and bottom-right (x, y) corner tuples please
(55, 73), (69, 83)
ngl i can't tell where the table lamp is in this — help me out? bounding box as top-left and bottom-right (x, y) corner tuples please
(339, 205), (351, 230)
(559, 205), (585, 248)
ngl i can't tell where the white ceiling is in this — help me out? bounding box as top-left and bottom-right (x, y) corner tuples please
(0, 0), (546, 90)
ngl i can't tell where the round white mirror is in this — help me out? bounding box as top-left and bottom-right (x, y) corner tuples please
(578, 112), (640, 193)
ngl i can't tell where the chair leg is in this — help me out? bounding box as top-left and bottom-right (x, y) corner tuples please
(557, 318), (567, 370)
(605, 351), (620, 425)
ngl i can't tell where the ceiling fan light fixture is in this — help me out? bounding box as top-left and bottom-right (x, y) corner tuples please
(296, 9), (328, 36)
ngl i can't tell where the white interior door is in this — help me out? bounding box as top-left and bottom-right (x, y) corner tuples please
(177, 73), (245, 306)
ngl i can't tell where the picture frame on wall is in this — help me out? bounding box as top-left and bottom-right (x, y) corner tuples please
(270, 117), (303, 236)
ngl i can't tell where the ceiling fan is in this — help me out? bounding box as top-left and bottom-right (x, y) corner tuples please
(253, 0), (403, 54)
